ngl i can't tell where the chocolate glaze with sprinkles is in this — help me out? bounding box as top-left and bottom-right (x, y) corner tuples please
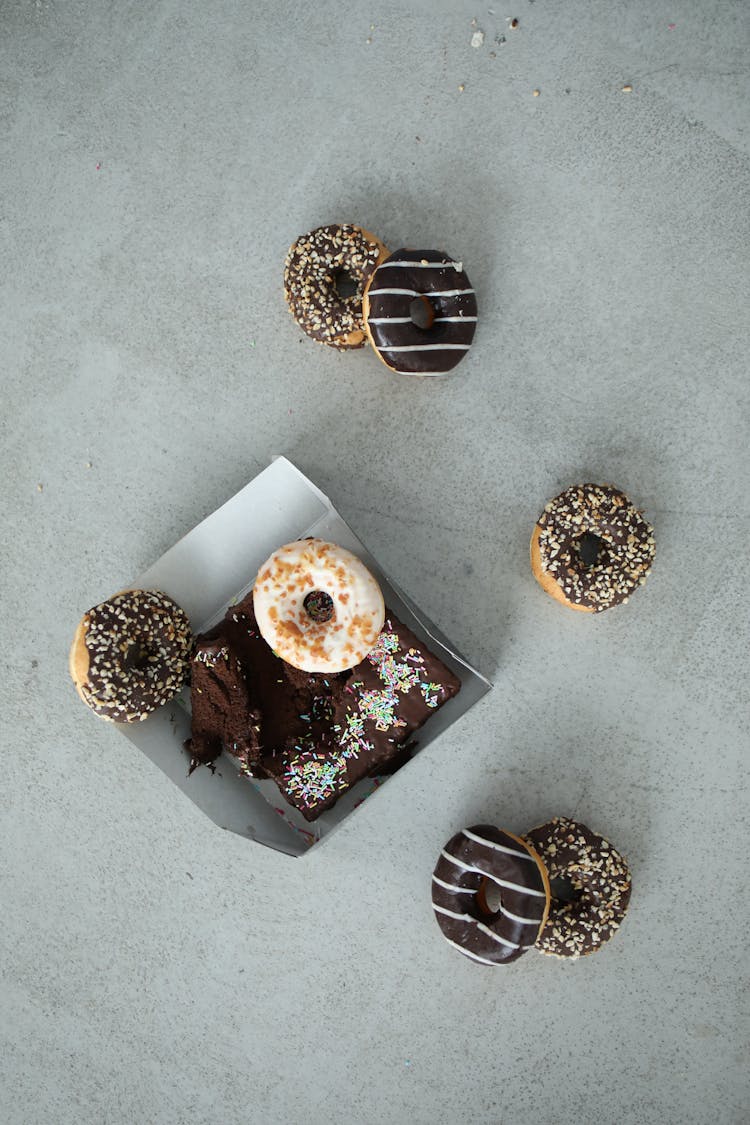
(74, 590), (192, 722)
(187, 595), (460, 821)
(364, 248), (477, 375)
(524, 817), (632, 959)
(283, 224), (387, 349)
(535, 483), (655, 611)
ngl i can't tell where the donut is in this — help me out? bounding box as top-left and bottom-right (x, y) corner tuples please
(69, 590), (193, 722)
(523, 817), (632, 958)
(530, 483), (655, 612)
(252, 539), (386, 674)
(283, 224), (389, 349)
(431, 825), (551, 965)
(363, 248), (477, 376)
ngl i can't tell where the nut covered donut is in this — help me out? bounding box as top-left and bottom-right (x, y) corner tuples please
(363, 248), (477, 376)
(69, 590), (193, 722)
(284, 224), (389, 349)
(432, 825), (551, 965)
(253, 539), (385, 674)
(523, 817), (632, 958)
(531, 483), (655, 612)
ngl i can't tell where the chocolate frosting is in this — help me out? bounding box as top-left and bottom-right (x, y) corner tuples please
(536, 483), (655, 611)
(366, 248), (477, 375)
(284, 224), (385, 349)
(80, 590), (192, 722)
(432, 825), (549, 965)
(524, 817), (632, 958)
(186, 596), (461, 821)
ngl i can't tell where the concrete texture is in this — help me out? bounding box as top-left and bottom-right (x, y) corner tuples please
(1, 1), (749, 1122)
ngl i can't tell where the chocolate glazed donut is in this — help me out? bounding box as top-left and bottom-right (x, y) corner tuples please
(363, 248), (477, 376)
(432, 825), (551, 965)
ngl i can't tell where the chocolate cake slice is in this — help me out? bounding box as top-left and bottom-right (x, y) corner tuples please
(186, 591), (461, 821)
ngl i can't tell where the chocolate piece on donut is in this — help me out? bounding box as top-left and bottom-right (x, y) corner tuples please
(69, 590), (193, 722)
(283, 224), (389, 349)
(363, 248), (478, 376)
(253, 539), (386, 674)
(531, 483), (655, 612)
(186, 596), (461, 821)
(523, 817), (632, 959)
(432, 825), (551, 965)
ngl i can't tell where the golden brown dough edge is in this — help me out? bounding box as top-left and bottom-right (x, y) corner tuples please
(68, 587), (140, 718)
(530, 524), (595, 614)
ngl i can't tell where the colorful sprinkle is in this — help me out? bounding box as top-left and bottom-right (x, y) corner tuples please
(283, 751), (346, 807)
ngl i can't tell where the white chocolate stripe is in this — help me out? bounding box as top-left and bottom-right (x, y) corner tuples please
(462, 828), (536, 861)
(433, 903), (477, 922)
(368, 316), (478, 324)
(367, 287), (476, 297)
(380, 344), (471, 353)
(377, 260), (463, 270)
(434, 906), (520, 950)
(432, 875), (475, 894)
(440, 849), (547, 897)
(433, 902), (539, 940)
(432, 877), (542, 926)
(442, 938), (499, 966)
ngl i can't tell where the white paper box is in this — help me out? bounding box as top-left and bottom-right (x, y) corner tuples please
(122, 457), (491, 856)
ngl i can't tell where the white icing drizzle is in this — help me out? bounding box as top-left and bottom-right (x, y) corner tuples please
(427, 904), (521, 949)
(379, 343), (471, 352)
(368, 287), (476, 297)
(376, 259), (464, 270)
(431, 875), (543, 926)
(431, 875), (475, 894)
(442, 938), (499, 966)
(367, 316), (478, 324)
(440, 849), (547, 896)
(462, 827), (536, 861)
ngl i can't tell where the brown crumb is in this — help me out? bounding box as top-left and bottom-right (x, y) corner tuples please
(510, 18), (519, 29)
(622, 84), (633, 93)
(533, 88), (540, 96)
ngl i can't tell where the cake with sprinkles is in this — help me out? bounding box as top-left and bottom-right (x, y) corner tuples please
(186, 592), (461, 820)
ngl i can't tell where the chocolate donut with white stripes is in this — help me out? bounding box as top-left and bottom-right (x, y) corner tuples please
(432, 825), (551, 965)
(363, 248), (477, 376)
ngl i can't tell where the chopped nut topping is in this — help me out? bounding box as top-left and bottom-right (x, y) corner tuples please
(536, 483), (655, 610)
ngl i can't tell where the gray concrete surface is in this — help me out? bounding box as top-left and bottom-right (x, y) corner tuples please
(1, 1), (749, 1122)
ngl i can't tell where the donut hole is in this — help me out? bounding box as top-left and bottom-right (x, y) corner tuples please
(476, 876), (503, 920)
(575, 532), (602, 568)
(123, 641), (150, 671)
(333, 269), (359, 299)
(303, 590), (335, 624)
(409, 294), (436, 330)
(549, 875), (583, 903)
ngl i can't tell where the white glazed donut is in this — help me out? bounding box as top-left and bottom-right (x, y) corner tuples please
(252, 539), (385, 674)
